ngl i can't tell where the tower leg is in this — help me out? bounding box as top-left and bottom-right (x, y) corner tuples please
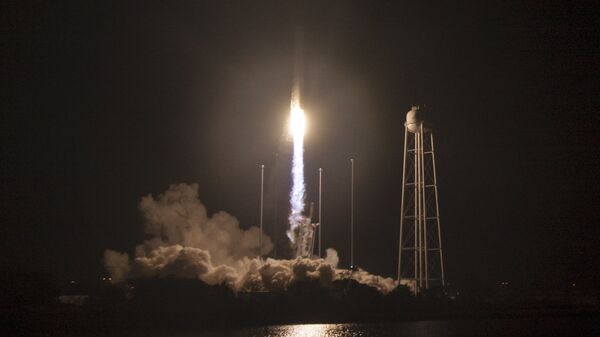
(416, 130), (422, 290)
(413, 132), (419, 292)
(420, 125), (429, 289)
(397, 126), (408, 281)
(430, 133), (445, 287)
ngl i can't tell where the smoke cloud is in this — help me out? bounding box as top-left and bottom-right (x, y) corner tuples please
(104, 183), (396, 293)
(103, 250), (130, 283)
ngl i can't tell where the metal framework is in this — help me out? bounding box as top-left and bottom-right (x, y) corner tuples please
(397, 124), (445, 294)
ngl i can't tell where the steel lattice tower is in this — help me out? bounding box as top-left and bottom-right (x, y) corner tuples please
(397, 106), (445, 294)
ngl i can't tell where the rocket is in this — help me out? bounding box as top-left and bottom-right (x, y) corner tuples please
(291, 27), (304, 110)
(287, 27), (314, 258)
(285, 27), (305, 144)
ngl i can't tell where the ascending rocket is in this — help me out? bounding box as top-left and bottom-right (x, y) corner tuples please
(291, 27), (304, 110)
(288, 27), (306, 140)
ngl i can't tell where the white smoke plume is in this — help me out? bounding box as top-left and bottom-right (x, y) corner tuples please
(104, 183), (397, 293)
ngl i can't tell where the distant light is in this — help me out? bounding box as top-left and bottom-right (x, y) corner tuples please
(572, 283), (576, 287)
(70, 280), (76, 284)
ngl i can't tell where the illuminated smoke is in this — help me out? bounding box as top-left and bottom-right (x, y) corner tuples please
(103, 184), (397, 293)
(286, 101), (307, 244)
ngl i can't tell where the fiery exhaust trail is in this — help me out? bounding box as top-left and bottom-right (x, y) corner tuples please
(287, 101), (306, 243)
(286, 28), (307, 244)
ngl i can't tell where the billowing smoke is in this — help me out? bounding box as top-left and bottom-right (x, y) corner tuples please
(104, 183), (397, 293)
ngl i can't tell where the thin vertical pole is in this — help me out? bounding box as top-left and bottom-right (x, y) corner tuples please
(259, 164), (264, 256)
(421, 125), (429, 289)
(397, 126), (408, 281)
(318, 167), (323, 258)
(273, 153), (279, 257)
(413, 133), (418, 292)
(350, 158), (355, 269)
(416, 129), (423, 290)
(430, 133), (445, 286)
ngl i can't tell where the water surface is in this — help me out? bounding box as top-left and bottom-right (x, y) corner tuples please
(136, 316), (599, 337)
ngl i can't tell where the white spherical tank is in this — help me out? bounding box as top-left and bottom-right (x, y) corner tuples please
(405, 105), (425, 133)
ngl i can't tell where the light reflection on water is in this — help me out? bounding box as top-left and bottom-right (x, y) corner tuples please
(139, 317), (600, 337)
(266, 323), (367, 337)
(268, 324), (339, 337)
(204, 322), (448, 337)
(262, 322), (450, 337)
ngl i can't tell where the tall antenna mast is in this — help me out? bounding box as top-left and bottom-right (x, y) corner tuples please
(318, 167), (323, 257)
(350, 158), (355, 269)
(259, 164), (264, 256)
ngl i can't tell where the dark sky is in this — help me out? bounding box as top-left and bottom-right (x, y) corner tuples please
(5, 1), (600, 290)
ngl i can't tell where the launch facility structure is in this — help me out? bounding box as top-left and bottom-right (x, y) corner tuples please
(397, 106), (446, 294)
(258, 29), (446, 293)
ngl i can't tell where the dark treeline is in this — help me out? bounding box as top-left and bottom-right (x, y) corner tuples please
(3, 268), (599, 336)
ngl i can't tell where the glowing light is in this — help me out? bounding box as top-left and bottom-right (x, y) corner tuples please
(288, 103), (306, 138)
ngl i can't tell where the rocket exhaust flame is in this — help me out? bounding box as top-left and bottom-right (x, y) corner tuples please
(286, 28), (308, 246)
(288, 103), (306, 138)
(286, 102), (306, 244)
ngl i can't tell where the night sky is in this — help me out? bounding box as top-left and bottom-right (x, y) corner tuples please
(5, 1), (600, 291)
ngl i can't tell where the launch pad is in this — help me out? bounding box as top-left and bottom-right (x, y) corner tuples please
(290, 202), (320, 258)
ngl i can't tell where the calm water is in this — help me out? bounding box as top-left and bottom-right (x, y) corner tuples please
(137, 316), (599, 337)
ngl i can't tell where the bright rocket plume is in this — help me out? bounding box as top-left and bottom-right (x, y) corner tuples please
(286, 28), (307, 244)
(287, 101), (306, 243)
